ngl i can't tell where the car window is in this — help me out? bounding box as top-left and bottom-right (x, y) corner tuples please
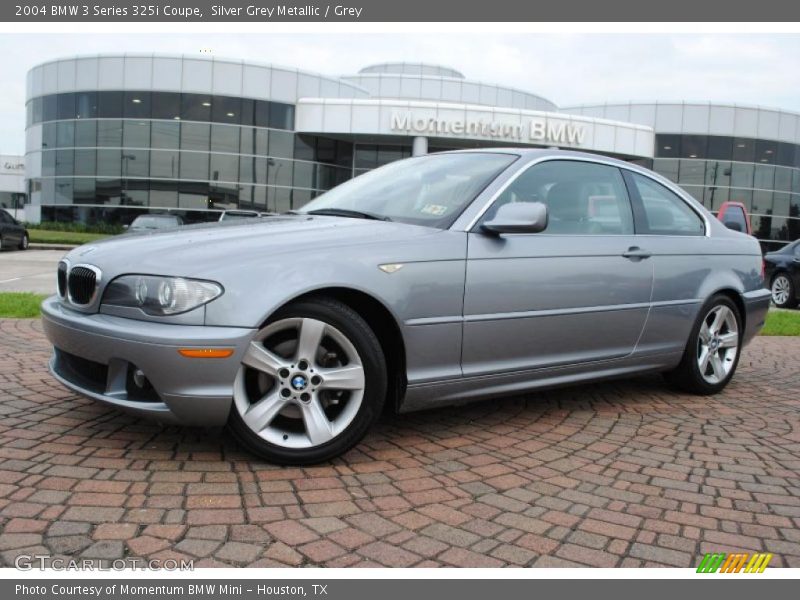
(132, 216), (180, 229)
(722, 205), (748, 232)
(0, 211), (12, 224)
(482, 160), (634, 235)
(629, 173), (705, 236)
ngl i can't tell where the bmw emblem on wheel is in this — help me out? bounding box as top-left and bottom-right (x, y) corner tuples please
(291, 375), (308, 391)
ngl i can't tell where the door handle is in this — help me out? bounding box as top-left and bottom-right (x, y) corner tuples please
(622, 246), (652, 260)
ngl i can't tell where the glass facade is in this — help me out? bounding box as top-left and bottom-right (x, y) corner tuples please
(653, 134), (800, 247)
(26, 91), (354, 217)
(22, 87), (800, 248)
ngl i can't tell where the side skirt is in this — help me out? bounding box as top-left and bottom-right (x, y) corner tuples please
(399, 351), (683, 413)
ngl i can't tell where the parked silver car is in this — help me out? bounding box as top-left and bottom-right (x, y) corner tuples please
(42, 150), (771, 463)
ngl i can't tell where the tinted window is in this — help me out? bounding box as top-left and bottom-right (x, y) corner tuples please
(57, 93), (76, 120)
(75, 120), (97, 147)
(75, 92), (97, 120)
(124, 92), (151, 119)
(151, 121), (180, 149)
(97, 91), (123, 119)
(151, 92), (181, 121)
(182, 94), (212, 122)
(629, 173), (705, 236)
(485, 160), (634, 235)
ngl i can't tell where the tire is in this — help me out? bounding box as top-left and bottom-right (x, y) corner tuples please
(770, 273), (797, 309)
(664, 294), (742, 395)
(18, 233), (29, 251)
(227, 297), (387, 464)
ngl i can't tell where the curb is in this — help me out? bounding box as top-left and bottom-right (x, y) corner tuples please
(29, 243), (77, 251)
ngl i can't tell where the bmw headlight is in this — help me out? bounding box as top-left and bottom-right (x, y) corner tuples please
(102, 275), (223, 316)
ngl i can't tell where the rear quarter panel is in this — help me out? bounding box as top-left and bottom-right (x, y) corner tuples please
(635, 232), (765, 357)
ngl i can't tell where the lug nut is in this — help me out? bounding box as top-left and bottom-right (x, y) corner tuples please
(279, 368), (290, 379)
(298, 360), (309, 371)
(300, 393), (310, 402)
(311, 375), (321, 386)
(280, 388), (291, 398)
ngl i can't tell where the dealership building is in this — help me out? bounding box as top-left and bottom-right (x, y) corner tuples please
(0, 154), (26, 218)
(22, 54), (800, 248)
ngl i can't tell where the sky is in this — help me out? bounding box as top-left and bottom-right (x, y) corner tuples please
(1, 32), (799, 155)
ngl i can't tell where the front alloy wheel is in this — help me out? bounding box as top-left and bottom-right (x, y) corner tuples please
(227, 298), (386, 464)
(771, 274), (796, 308)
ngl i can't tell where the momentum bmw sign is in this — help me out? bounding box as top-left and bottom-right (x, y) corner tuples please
(390, 111), (588, 145)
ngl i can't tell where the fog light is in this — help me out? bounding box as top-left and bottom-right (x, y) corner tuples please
(132, 368), (147, 388)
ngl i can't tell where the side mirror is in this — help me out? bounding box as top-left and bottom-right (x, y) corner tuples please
(723, 220), (742, 232)
(481, 202), (548, 235)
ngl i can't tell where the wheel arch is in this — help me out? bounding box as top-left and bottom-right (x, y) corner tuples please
(265, 287), (408, 413)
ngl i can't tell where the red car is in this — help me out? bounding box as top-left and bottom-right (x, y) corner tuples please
(717, 201), (751, 235)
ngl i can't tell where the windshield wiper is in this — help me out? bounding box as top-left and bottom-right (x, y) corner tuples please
(301, 208), (392, 222)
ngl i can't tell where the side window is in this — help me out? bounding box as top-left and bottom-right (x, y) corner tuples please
(793, 242), (800, 257)
(629, 173), (706, 236)
(0, 211), (12, 224)
(483, 160), (634, 235)
(722, 205), (748, 232)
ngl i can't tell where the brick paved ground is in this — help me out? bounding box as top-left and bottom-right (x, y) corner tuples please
(1, 318), (799, 568)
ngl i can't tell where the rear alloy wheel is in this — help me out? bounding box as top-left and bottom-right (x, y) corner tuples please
(771, 274), (796, 308)
(664, 294), (742, 395)
(18, 233), (29, 251)
(227, 298), (386, 464)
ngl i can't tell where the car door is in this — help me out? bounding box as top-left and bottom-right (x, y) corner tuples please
(462, 159), (654, 377)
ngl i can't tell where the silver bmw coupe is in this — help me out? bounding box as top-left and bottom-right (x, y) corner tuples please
(42, 149), (771, 463)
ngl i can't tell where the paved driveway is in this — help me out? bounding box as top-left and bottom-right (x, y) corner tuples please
(0, 319), (798, 568)
(0, 250), (65, 294)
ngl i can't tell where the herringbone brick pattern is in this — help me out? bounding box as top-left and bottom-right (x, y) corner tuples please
(1, 318), (799, 567)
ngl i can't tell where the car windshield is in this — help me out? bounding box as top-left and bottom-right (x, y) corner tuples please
(298, 152), (518, 228)
(131, 216), (179, 229)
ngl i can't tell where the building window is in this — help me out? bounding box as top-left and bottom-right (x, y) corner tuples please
(152, 92), (182, 121)
(181, 93), (213, 122)
(124, 91), (151, 119)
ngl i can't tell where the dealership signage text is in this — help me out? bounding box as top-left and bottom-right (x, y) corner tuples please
(390, 112), (587, 146)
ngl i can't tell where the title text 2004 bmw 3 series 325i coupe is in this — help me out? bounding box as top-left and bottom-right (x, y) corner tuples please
(42, 150), (771, 464)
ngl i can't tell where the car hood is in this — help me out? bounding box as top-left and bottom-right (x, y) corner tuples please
(64, 215), (441, 279)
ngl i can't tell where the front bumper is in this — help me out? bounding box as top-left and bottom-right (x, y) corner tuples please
(41, 296), (256, 426)
(742, 287), (772, 346)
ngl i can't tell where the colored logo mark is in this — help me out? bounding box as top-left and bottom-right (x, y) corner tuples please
(696, 552), (773, 573)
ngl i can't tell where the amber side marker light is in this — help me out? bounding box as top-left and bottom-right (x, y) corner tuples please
(178, 348), (235, 359)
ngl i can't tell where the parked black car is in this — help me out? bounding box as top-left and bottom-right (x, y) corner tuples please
(764, 240), (800, 308)
(0, 210), (29, 250)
